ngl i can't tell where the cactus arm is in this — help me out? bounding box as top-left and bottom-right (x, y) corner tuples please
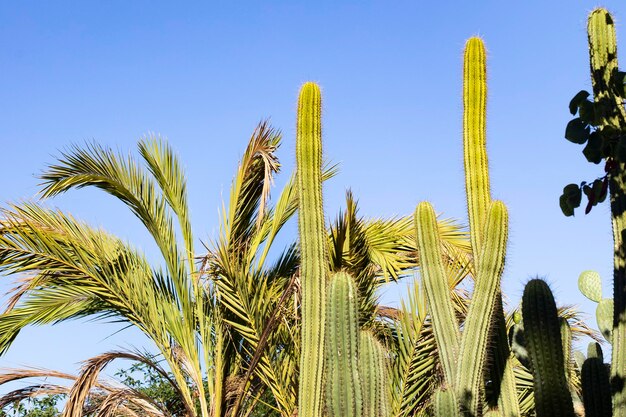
(522, 279), (576, 417)
(325, 272), (363, 417)
(489, 307), (522, 417)
(360, 331), (391, 417)
(588, 9), (626, 413)
(581, 343), (612, 417)
(433, 388), (460, 417)
(463, 36), (491, 259)
(456, 201), (508, 416)
(560, 318), (573, 386)
(415, 202), (460, 384)
(296, 82), (327, 417)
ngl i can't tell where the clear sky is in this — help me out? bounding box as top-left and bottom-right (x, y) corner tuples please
(0, 0), (624, 389)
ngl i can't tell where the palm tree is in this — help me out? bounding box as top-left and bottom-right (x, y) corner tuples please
(0, 124), (285, 417)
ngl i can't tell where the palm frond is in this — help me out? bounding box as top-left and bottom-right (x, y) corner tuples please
(38, 141), (191, 314)
(61, 350), (187, 417)
(137, 136), (194, 274)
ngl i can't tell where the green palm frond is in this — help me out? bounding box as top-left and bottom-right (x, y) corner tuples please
(137, 136), (194, 275)
(222, 121), (280, 254)
(38, 141), (193, 318)
(0, 203), (204, 415)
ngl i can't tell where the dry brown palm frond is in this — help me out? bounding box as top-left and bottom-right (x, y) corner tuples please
(0, 367), (168, 417)
(0, 368), (77, 386)
(0, 384), (69, 409)
(94, 387), (168, 417)
(61, 350), (187, 417)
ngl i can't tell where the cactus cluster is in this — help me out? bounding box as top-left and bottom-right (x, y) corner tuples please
(415, 37), (520, 417)
(296, 8), (625, 417)
(518, 278), (616, 417)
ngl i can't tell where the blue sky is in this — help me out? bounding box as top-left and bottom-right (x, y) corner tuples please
(0, 1), (624, 388)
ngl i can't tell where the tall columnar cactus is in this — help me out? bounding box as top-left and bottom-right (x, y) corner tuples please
(462, 37), (520, 417)
(590, 11), (626, 413)
(296, 82), (393, 417)
(296, 82), (327, 417)
(325, 272), (363, 417)
(522, 279), (575, 417)
(581, 342), (612, 417)
(563, 8), (626, 414)
(463, 37), (491, 259)
(360, 331), (391, 417)
(414, 37), (522, 417)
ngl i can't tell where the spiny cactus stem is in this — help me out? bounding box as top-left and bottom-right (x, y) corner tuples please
(360, 331), (391, 417)
(588, 8), (626, 413)
(609, 170), (626, 414)
(415, 202), (460, 384)
(456, 201), (508, 416)
(560, 318), (573, 385)
(325, 272), (363, 417)
(581, 342), (611, 417)
(463, 36), (491, 260)
(433, 388), (460, 417)
(489, 299), (522, 417)
(296, 82), (326, 417)
(522, 279), (575, 417)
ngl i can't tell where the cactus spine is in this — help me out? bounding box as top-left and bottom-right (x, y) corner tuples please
(296, 82), (327, 417)
(587, 9), (626, 414)
(522, 279), (575, 417)
(325, 272), (363, 417)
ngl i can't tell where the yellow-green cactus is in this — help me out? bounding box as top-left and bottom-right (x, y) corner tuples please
(296, 82), (327, 417)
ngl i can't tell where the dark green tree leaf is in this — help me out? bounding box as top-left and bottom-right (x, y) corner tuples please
(583, 131), (603, 163)
(565, 118), (591, 144)
(569, 90), (590, 115)
(560, 194), (575, 217)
